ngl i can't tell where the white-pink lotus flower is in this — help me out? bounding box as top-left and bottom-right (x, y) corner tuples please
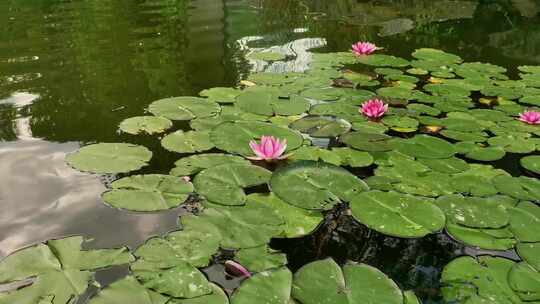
(361, 98), (388, 119)
(248, 136), (288, 161)
(519, 110), (540, 125)
(352, 41), (379, 56)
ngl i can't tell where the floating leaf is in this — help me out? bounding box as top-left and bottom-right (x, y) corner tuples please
(211, 121), (303, 156)
(199, 87), (241, 104)
(0, 236), (134, 304)
(270, 161), (369, 210)
(180, 204), (283, 249)
(66, 143), (152, 174)
(248, 51), (286, 61)
(509, 201), (540, 242)
(148, 97), (220, 120)
(194, 163), (271, 206)
(412, 48), (462, 64)
(395, 135), (456, 159)
(508, 262), (540, 302)
(341, 132), (394, 152)
(102, 174), (193, 211)
(356, 54), (410, 67)
(350, 190), (445, 238)
(436, 194), (509, 228)
(292, 258), (404, 304)
(442, 256), (522, 303)
(161, 130), (215, 154)
(446, 222), (516, 250)
(417, 157), (469, 174)
(231, 268), (292, 304)
(131, 260), (212, 299)
(236, 89), (309, 116)
(517, 243), (540, 272)
(289, 116), (351, 137)
(247, 193), (323, 238)
(170, 153), (249, 176)
(521, 155), (540, 174)
(235, 245), (287, 273)
(119, 116), (172, 135)
(88, 276), (169, 304)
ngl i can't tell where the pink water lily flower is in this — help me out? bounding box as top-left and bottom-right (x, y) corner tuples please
(248, 136), (288, 161)
(361, 99), (388, 119)
(224, 260), (251, 278)
(181, 176), (191, 182)
(519, 110), (540, 125)
(352, 41), (379, 56)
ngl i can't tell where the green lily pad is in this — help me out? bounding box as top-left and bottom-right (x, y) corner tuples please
(493, 175), (540, 201)
(417, 157), (469, 174)
(446, 222), (516, 250)
(350, 190), (446, 238)
(436, 194), (509, 228)
(356, 54), (410, 67)
(88, 276), (168, 304)
(135, 229), (220, 268)
(66, 143), (152, 174)
(102, 174), (193, 211)
(517, 242), (540, 272)
(331, 147), (374, 167)
(270, 161), (369, 210)
(456, 142), (506, 161)
(395, 135), (456, 159)
(341, 132), (394, 152)
(412, 48), (462, 64)
(508, 262), (540, 302)
(289, 146), (342, 166)
(404, 291), (421, 304)
(199, 87), (241, 104)
(248, 51), (286, 61)
(509, 201), (540, 242)
(236, 89), (309, 116)
(289, 116), (351, 137)
(0, 236), (134, 304)
(210, 121), (303, 156)
(119, 116), (172, 135)
(235, 245), (287, 272)
(161, 130), (215, 154)
(131, 260), (212, 299)
(292, 258), (404, 304)
(247, 193), (323, 238)
(442, 256), (522, 303)
(180, 204), (284, 249)
(521, 155), (540, 174)
(148, 97), (220, 120)
(231, 268), (292, 304)
(194, 163), (271, 206)
(170, 153), (249, 176)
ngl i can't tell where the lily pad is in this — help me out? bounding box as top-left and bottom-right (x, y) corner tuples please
(442, 256), (522, 303)
(521, 155), (540, 174)
(194, 163), (271, 206)
(341, 132), (394, 152)
(231, 268), (292, 304)
(170, 153), (249, 176)
(199, 87), (241, 104)
(508, 262), (540, 302)
(148, 97), (220, 121)
(102, 174), (193, 211)
(210, 121), (303, 156)
(517, 242), (540, 272)
(436, 194), (509, 228)
(161, 130), (215, 154)
(292, 258), (404, 304)
(350, 190), (446, 238)
(236, 89), (309, 116)
(395, 135), (456, 159)
(119, 116), (172, 135)
(412, 48), (462, 64)
(180, 204), (284, 249)
(289, 116), (351, 137)
(446, 222), (516, 250)
(247, 193), (323, 238)
(509, 201), (540, 242)
(88, 276), (168, 304)
(270, 161), (369, 210)
(66, 143), (152, 174)
(0, 236), (134, 304)
(234, 245), (287, 273)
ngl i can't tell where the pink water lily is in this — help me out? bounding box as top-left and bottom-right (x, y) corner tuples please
(519, 110), (540, 125)
(352, 41), (379, 56)
(361, 99), (388, 119)
(248, 136), (288, 161)
(224, 260), (251, 278)
(181, 176), (191, 182)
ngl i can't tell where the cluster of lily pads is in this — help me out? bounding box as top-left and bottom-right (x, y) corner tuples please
(2, 44), (540, 303)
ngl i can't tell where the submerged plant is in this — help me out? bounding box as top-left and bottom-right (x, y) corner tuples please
(361, 98), (388, 119)
(248, 136), (289, 161)
(351, 41), (379, 56)
(519, 110), (540, 125)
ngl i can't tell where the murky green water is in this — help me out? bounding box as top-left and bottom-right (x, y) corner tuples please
(1, 0), (540, 302)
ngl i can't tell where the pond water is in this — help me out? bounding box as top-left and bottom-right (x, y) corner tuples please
(1, 0), (540, 303)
